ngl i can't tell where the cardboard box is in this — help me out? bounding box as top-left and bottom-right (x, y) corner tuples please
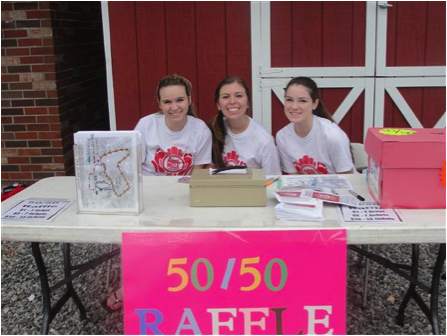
(365, 128), (446, 209)
(190, 169), (266, 207)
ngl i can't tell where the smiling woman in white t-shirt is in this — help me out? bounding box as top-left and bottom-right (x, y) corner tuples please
(134, 74), (212, 176)
(276, 77), (354, 175)
(103, 75), (212, 312)
(208, 76), (281, 175)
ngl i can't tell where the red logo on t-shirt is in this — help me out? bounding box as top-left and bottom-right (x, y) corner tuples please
(224, 150), (247, 167)
(151, 146), (193, 176)
(293, 155), (328, 174)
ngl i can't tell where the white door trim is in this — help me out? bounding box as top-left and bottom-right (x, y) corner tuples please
(374, 77), (446, 128)
(251, 1), (378, 137)
(101, 1), (117, 131)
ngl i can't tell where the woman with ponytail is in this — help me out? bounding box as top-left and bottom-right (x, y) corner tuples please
(276, 76), (354, 175)
(208, 76), (281, 175)
(134, 74), (212, 176)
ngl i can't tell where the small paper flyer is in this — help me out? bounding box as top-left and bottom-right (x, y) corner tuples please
(2, 198), (74, 222)
(339, 201), (403, 223)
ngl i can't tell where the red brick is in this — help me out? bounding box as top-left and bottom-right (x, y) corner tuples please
(33, 172), (55, 179)
(18, 148), (41, 156)
(26, 11), (52, 19)
(44, 55), (56, 63)
(37, 115), (59, 123)
(42, 38), (54, 46)
(24, 91), (46, 98)
(2, 165), (20, 172)
(1, 91), (23, 98)
(45, 73), (56, 80)
(20, 56), (45, 64)
(30, 156), (52, 164)
(53, 156), (65, 163)
(1, 39), (18, 48)
(1, 74), (20, 82)
(14, 116), (37, 124)
(39, 2), (51, 10)
(32, 64), (56, 72)
(47, 90), (57, 98)
(24, 107), (47, 114)
(2, 21), (16, 30)
(11, 99), (35, 107)
(41, 149), (61, 155)
(5, 48), (30, 56)
(15, 132), (39, 140)
(50, 124), (61, 131)
(28, 140), (51, 148)
(3, 124), (26, 132)
(2, 132), (14, 140)
(4, 140), (27, 148)
(41, 20), (52, 28)
(21, 164), (43, 172)
(55, 172), (67, 177)
(2, 100), (11, 107)
(27, 124), (50, 132)
(2, 108), (24, 116)
(35, 99), (58, 106)
(39, 131), (61, 139)
(16, 20), (41, 29)
(8, 157), (30, 164)
(2, 3), (13, 10)
(2, 117), (13, 124)
(14, 2), (39, 10)
(9, 83), (33, 90)
(7, 65), (31, 73)
(18, 38), (43, 47)
(2, 172), (11, 180)
(30, 47), (54, 55)
(3, 30), (28, 38)
(10, 172), (33, 180)
(48, 107), (59, 114)
(51, 140), (62, 148)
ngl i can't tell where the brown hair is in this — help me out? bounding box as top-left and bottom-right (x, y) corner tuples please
(286, 77), (355, 167)
(285, 76), (334, 122)
(208, 76), (251, 168)
(156, 74), (198, 117)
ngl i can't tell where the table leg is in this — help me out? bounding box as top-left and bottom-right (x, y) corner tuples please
(62, 243), (86, 320)
(30, 242), (120, 334)
(397, 244), (419, 326)
(396, 244), (446, 335)
(351, 243), (445, 335)
(31, 242), (51, 335)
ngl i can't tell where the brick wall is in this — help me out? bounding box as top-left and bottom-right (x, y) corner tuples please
(1, 1), (109, 186)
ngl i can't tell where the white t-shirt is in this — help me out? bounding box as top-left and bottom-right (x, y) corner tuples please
(276, 116), (354, 174)
(135, 113), (212, 176)
(222, 117), (281, 175)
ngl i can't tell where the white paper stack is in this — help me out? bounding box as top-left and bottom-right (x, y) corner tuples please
(274, 193), (324, 222)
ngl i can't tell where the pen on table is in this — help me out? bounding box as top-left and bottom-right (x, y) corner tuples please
(266, 177), (280, 187)
(349, 189), (365, 201)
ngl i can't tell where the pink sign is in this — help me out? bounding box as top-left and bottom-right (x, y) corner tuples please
(122, 230), (347, 335)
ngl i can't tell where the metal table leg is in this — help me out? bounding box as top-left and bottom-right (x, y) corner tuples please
(350, 243), (446, 335)
(31, 242), (121, 334)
